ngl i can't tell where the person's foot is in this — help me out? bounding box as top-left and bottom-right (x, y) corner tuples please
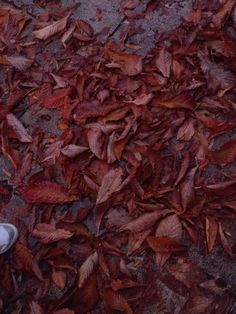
(0, 223), (18, 254)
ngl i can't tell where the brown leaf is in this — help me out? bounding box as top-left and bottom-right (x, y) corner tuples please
(121, 0), (139, 9)
(104, 288), (133, 314)
(120, 209), (170, 233)
(61, 144), (88, 158)
(87, 127), (104, 159)
(155, 48), (172, 78)
(206, 217), (218, 252)
(96, 168), (123, 204)
(43, 87), (72, 109)
(6, 55), (33, 71)
(204, 180), (236, 197)
(52, 269), (67, 289)
(78, 251), (98, 288)
(174, 152), (190, 186)
(14, 242), (43, 280)
(32, 223), (73, 243)
(157, 93), (195, 110)
(6, 113), (33, 143)
(127, 229), (151, 255)
(156, 214), (182, 241)
(19, 181), (78, 203)
(180, 166), (198, 211)
(61, 24), (76, 46)
(147, 236), (184, 253)
(33, 15), (68, 40)
(107, 50), (143, 76)
(219, 223), (233, 257)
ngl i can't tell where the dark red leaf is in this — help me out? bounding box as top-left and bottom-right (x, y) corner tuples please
(147, 236), (185, 253)
(19, 181), (78, 203)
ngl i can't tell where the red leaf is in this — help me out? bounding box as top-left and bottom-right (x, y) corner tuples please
(6, 113), (32, 143)
(19, 181), (78, 204)
(154, 215), (182, 267)
(204, 180), (236, 197)
(32, 223), (73, 243)
(147, 236), (184, 253)
(107, 50), (143, 76)
(33, 15), (68, 40)
(43, 87), (72, 109)
(78, 251), (98, 288)
(104, 288), (133, 314)
(52, 269), (67, 290)
(206, 217), (218, 252)
(174, 152), (190, 186)
(157, 93), (195, 110)
(219, 223), (233, 257)
(127, 229), (151, 255)
(120, 209), (170, 233)
(76, 20), (94, 36)
(87, 127), (104, 159)
(155, 48), (172, 78)
(180, 166), (198, 211)
(96, 168), (123, 204)
(14, 242), (43, 280)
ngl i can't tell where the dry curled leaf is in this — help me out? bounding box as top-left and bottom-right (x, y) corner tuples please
(33, 15), (68, 40)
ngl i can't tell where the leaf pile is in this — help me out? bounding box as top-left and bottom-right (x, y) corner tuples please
(0, 0), (236, 313)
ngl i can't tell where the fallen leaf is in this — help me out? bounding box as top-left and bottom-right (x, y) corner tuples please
(32, 223), (73, 243)
(107, 50), (143, 76)
(52, 269), (67, 290)
(219, 223), (233, 257)
(147, 236), (184, 253)
(7, 113), (32, 143)
(127, 229), (151, 255)
(78, 251), (98, 288)
(120, 209), (170, 233)
(206, 217), (218, 252)
(33, 15), (68, 40)
(155, 214), (182, 267)
(157, 93), (195, 110)
(14, 242), (43, 280)
(61, 144), (88, 158)
(104, 288), (133, 314)
(6, 55), (33, 71)
(155, 48), (172, 78)
(19, 181), (78, 203)
(96, 168), (123, 204)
